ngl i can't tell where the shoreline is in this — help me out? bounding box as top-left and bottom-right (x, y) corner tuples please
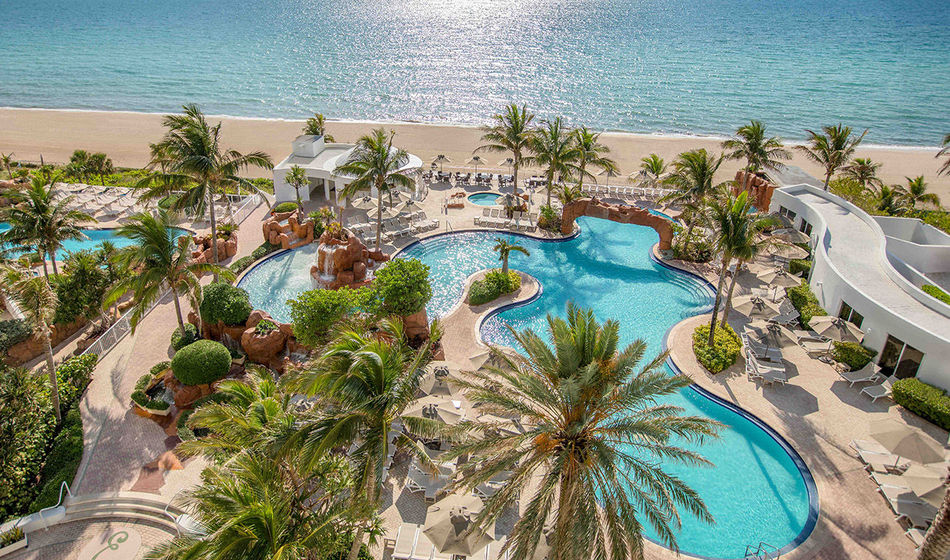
(2, 107), (948, 199)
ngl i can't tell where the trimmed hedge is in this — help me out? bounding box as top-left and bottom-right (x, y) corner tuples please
(832, 342), (876, 371)
(0, 319), (31, 354)
(131, 372), (170, 411)
(170, 323), (199, 351)
(374, 258), (432, 316)
(229, 241), (281, 274)
(789, 259), (812, 277)
(469, 270), (521, 306)
(199, 283), (252, 326)
(692, 323), (741, 373)
(922, 285), (950, 306)
(171, 340), (232, 386)
(272, 201), (299, 213)
(893, 378), (950, 430)
(28, 408), (84, 511)
(786, 281), (827, 328)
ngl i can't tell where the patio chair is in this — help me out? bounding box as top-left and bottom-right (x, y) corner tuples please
(388, 524), (421, 559)
(870, 471), (909, 489)
(906, 527), (926, 548)
(861, 375), (896, 402)
(838, 362), (882, 386)
(792, 329), (824, 343)
(891, 499), (938, 529)
(801, 339), (834, 358)
(742, 334), (783, 363)
(746, 351), (787, 385)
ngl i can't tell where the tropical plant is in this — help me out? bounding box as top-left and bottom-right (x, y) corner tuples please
(722, 120), (791, 188)
(477, 104), (536, 197)
(661, 149), (726, 254)
(527, 117), (582, 206)
(334, 129), (413, 250)
(0, 152), (14, 180)
(938, 133), (950, 177)
(556, 183), (584, 205)
(870, 183), (906, 215)
(572, 126), (617, 190)
(285, 164), (309, 214)
(304, 112), (336, 142)
(492, 237), (530, 275)
(899, 176), (941, 209)
(796, 124), (867, 190)
(372, 257), (432, 316)
(0, 264), (62, 422)
(284, 319), (443, 560)
(447, 304), (720, 560)
(106, 211), (230, 332)
(0, 175), (93, 276)
(841, 157), (883, 191)
(638, 153), (667, 186)
(148, 104), (273, 273)
(135, 142), (179, 209)
(67, 150), (91, 183)
(87, 152), (114, 185)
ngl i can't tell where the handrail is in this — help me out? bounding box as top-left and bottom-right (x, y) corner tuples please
(744, 541), (780, 559)
(33, 481), (72, 530)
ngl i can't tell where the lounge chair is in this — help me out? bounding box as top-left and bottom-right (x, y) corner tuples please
(838, 362), (882, 386)
(742, 334), (784, 363)
(861, 375), (896, 402)
(906, 527), (926, 548)
(879, 484), (924, 504)
(388, 523), (420, 559)
(746, 351), (787, 385)
(852, 439), (910, 473)
(801, 339), (834, 358)
(892, 499), (938, 529)
(870, 472), (908, 489)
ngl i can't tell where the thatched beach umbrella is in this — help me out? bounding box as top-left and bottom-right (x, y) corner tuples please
(808, 315), (864, 343)
(869, 418), (946, 466)
(422, 494), (494, 556)
(772, 228), (811, 244)
(467, 155), (488, 173)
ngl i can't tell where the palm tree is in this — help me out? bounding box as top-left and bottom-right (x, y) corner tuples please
(638, 153), (667, 186)
(899, 176), (941, 209)
(918, 490), (950, 560)
(285, 164), (309, 216)
(705, 191), (772, 345)
(870, 184), (905, 215)
(841, 157), (883, 191)
(334, 128), (414, 250)
(937, 134), (950, 176)
(106, 211), (230, 332)
(87, 152), (114, 185)
(135, 142), (179, 209)
(796, 124), (867, 190)
(0, 152), (14, 180)
(493, 238), (530, 275)
(150, 104), (273, 272)
(304, 112), (335, 142)
(661, 149), (726, 254)
(67, 150), (91, 183)
(447, 304), (720, 560)
(556, 183), (584, 206)
(572, 127), (618, 190)
(721, 120), (791, 188)
(477, 104), (535, 198)
(527, 117), (582, 206)
(0, 263), (62, 422)
(285, 319), (443, 560)
(0, 176), (93, 276)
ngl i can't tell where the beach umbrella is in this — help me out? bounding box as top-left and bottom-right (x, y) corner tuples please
(768, 242), (809, 260)
(423, 494), (494, 556)
(403, 395), (465, 426)
(498, 157), (515, 171)
(350, 196), (376, 212)
(808, 315), (864, 343)
(729, 295), (782, 320)
(766, 212), (794, 229)
(869, 418), (946, 466)
(467, 155), (488, 173)
(898, 464), (948, 507)
(418, 361), (461, 399)
(756, 267), (802, 288)
(433, 154), (451, 173)
(472, 412), (522, 437)
(744, 320), (798, 349)
(772, 228), (811, 244)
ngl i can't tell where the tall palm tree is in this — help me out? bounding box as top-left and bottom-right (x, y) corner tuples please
(285, 319), (443, 560)
(448, 304), (720, 560)
(721, 120), (791, 188)
(106, 211), (230, 332)
(285, 164), (309, 216)
(149, 104), (273, 272)
(87, 152), (114, 185)
(661, 149), (726, 254)
(334, 129), (414, 250)
(572, 127), (618, 190)
(135, 142), (178, 209)
(638, 153), (667, 186)
(0, 152), (14, 180)
(0, 176), (93, 276)
(899, 176), (941, 209)
(937, 134), (950, 176)
(918, 490), (950, 560)
(841, 157), (883, 191)
(528, 117), (582, 206)
(493, 237), (530, 275)
(0, 263), (62, 422)
(477, 104), (536, 198)
(796, 124), (867, 190)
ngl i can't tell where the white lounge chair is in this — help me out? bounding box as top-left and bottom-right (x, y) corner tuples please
(838, 362), (882, 386)
(801, 339), (834, 358)
(891, 499), (938, 529)
(861, 375), (896, 402)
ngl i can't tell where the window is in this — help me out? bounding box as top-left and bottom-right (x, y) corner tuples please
(799, 220), (813, 236)
(779, 206), (797, 221)
(838, 301), (864, 329)
(878, 335), (924, 379)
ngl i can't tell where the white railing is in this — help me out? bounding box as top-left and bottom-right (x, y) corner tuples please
(81, 286), (168, 359)
(231, 193), (262, 225)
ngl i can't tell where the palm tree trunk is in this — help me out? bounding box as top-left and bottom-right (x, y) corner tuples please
(171, 289), (186, 332)
(546, 171), (553, 207)
(501, 253), (509, 275)
(721, 260), (743, 325)
(43, 331), (62, 423)
(209, 190), (219, 279)
(823, 169), (832, 191)
(347, 472), (378, 560)
(919, 489), (950, 560)
(578, 162), (586, 190)
(708, 255), (731, 347)
(512, 155), (520, 198)
(681, 221), (696, 255)
(50, 252), (58, 276)
(39, 250), (49, 279)
(375, 188), (383, 250)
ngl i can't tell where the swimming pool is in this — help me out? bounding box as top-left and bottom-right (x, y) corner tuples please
(0, 221), (189, 260)
(467, 192), (502, 206)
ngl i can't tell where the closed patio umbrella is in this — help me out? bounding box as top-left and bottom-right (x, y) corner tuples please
(768, 242), (809, 260)
(869, 418), (946, 466)
(729, 295), (782, 320)
(423, 494), (494, 556)
(772, 228), (811, 244)
(808, 315), (864, 343)
(756, 268), (802, 288)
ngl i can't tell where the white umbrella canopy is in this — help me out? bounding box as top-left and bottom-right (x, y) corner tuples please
(772, 228), (811, 244)
(403, 395), (465, 426)
(350, 196), (377, 212)
(418, 361), (461, 399)
(899, 464), (948, 507)
(432, 154), (452, 173)
(869, 418), (946, 465)
(808, 315), (864, 343)
(744, 320), (799, 349)
(768, 242), (809, 260)
(756, 268), (803, 288)
(423, 494), (494, 556)
(729, 295), (783, 320)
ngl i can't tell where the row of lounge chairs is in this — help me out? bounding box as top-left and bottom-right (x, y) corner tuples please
(580, 184), (672, 201)
(349, 215), (439, 242)
(836, 363), (896, 402)
(744, 347), (788, 385)
(474, 208), (538, 232)
(388, 524), (512, 560)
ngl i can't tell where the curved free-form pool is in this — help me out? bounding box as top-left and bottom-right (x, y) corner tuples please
(0, 221), (188, 261)
(237, 217), (816, 558)
(467, 192), (502, 206)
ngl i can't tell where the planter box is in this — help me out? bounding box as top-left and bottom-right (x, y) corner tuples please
(0, 535), (28, 558)
(132, 401), (172, 416)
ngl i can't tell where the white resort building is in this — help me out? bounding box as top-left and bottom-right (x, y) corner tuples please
(272, 134), (423, 205)
(769, 168), (950, 389)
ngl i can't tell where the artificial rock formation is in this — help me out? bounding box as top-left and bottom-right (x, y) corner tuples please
(162, 370), (214, 409)
(311, 229), (388, 290)
(733, 170), (777, 211)
(262, 211), (315, 250)
(192, 231), (238, 264)
(560, 198), (674, 250)
(3, 318), (87, 366)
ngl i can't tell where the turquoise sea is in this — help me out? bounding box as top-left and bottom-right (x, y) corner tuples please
(0, 0), (947, 146)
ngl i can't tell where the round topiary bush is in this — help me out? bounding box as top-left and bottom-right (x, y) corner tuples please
(171, 340), (232, 386)
(170, 323), (199, 351)
(272, 201), (299, 214)
(199, 283), (253, 326)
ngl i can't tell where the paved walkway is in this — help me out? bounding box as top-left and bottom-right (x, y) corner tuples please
(6, 518), (175, 560)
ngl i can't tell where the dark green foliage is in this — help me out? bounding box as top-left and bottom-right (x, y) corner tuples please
(692, 324), (741, 373)
(55, 354), (97, 413)
(251, 241), (280, 260)
(922, 284), (950, 306)
(272, 201), (299, 213)
(131, 372), (170, 411)
(171, 340), (232, 386)
(789, 259), (812, 277)
(28, 408), (83, 511)
(177, 392), (232, 441)
(229, 255), (255, 274)
(911, 210), (950, 235)
(893, 378), (950, 430)
(289, 286), (376, 347)
(673, 238), (713, 263)
(832, 342), (876, 371)
(373, 258), (432, 316)
(537, 204), (561, 231)
(254, 319), (278, 335)
(158, 194), (181, 210)
(52, 251), (109, 325)
(0, 319), (31, 354)
(326, 541), (372, 560)
(786, 281), (827, 328)
(231, 241), (281, 273)
(170, 323), (199, 351)
(469, 270), (521, 306)
(150, 361), (171, 376)
(199, 282), (252, 326)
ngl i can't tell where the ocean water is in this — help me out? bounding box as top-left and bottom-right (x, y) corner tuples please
(1, 0), (946, 146)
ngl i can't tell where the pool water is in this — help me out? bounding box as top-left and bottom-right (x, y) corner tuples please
(467, 192), (502, 206)
(0, 221), (189, 261)
(238, 243), (318, 322)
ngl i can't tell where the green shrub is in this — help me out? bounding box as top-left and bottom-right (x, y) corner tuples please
(250, 241), (280, 261)
(789, 259), (812, 277)
(537, 205), (561, 231)
(0, 319), (31, 354)
(171, 340), (232, 386)
(910, 209), (950, 236)
(272, 201), (299, 214)
(1, 527), (24, 547)
(55, 354), (97, 413)
(786, 281), (827, 328)
(922, 285), (950, 306)
(469, 270), (521, 306)
(52, 250), (109, 324)
(230, 255), (256, 274)
(199, 283), (252, 326)
(692, 323), (741, 373)
(170, 323), (199, 351)
(673, 238), (713, 263)
(289, 286), (376, 347)
(374, 258), (432, 316)
(131, 372), (171, 411)
(893, 378), (950, 430)
(151, 361), (171, 377)
(28, 408), (84, 512)
(217, 222), (238, 238)
(832, 342), (876, 371)
(255, 319), (278, 335)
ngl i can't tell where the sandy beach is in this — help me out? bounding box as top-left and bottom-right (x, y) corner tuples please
(2, 108), (948, 200)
